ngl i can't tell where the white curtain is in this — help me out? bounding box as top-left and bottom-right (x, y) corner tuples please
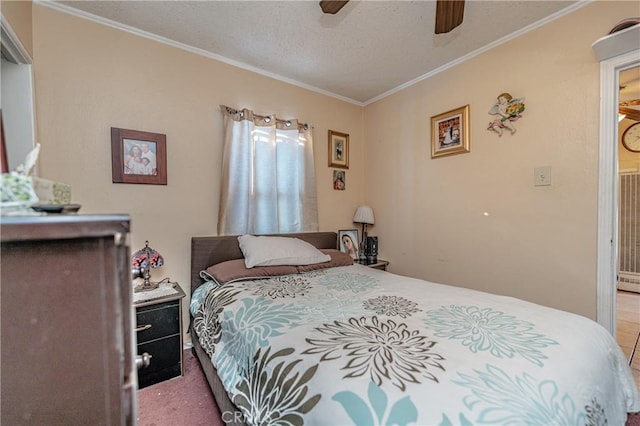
(218, 105), (319, 235)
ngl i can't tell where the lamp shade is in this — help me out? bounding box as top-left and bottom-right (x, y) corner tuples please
(353, 205), (374, 224)
(132, 240), (164, 270)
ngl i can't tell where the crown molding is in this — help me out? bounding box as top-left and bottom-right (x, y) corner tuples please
(1, 14), (32, 64)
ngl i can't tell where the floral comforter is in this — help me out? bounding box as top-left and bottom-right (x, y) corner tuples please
(190, 264), (639, 425)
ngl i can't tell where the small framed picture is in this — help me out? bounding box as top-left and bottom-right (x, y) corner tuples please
(111, 127), (167, 185)
(328, 130), (349, 169)
(338, 229), (359, 260)
(333, 170), (346, 190)
(430, 105), (470, 159)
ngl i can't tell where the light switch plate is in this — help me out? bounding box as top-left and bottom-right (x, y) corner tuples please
(534, 166), (551, 186)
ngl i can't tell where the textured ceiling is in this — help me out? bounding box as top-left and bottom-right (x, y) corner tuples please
(52, 0), (585, 105)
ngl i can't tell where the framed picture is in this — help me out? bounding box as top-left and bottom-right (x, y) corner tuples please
(338, 229), (359, 260)
(333, 170), (346, 190)
(430, 104), (470, 159)
(328, 130), (349, 169)
(111, 127), (167, 185)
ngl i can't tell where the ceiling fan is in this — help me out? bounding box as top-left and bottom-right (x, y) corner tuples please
(319, 0), (465, 34)
(620, 100), (640, 122)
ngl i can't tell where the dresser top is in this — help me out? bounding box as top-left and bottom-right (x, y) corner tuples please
(1, 214), (130, 242)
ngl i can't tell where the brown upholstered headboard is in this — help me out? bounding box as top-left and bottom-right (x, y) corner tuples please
(190, 232), (338, 296)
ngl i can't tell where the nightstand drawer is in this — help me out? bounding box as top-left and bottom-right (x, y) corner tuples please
(138, 334), (181, 374)
(136, 301), (180, 344)
(137, 335), (181, 388)
(138, 363), (182, 389)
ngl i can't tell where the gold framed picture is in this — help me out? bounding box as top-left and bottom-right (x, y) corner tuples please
(328, 130), (349, 169)
(430, 105), (470, 159)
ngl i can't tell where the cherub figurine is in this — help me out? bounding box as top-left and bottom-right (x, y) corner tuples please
(487, 92), (525, 136)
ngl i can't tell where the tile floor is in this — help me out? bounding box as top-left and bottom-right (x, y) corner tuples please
(617, 290), (640, 391)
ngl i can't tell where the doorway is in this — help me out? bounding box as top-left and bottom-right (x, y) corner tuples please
(616, 65), (640, 390)
(618, 66), (640, 294)
(596, 48), (640, 336)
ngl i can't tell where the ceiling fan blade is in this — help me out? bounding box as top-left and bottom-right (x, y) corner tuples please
(319, 1), (349, 14)
(435, 0), (465, 34)
(620, 106), (640, 122)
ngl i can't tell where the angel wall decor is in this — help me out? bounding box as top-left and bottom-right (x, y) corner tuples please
(487, 92), (525, 136)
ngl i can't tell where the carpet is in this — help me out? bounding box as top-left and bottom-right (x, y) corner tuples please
(139, 349), (640, 426)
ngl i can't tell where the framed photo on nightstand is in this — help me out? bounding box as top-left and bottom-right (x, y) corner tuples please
(338, 229), (359, 260)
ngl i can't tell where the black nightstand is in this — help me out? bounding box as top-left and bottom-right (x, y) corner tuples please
(358, 259), (389, 271)
(134, 283), (186, 389)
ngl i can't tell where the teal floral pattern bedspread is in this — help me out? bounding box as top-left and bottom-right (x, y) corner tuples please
(191, 265), (640, 425)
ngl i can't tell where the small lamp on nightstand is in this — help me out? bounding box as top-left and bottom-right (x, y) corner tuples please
(353, 205), (374, 263)
(132, 240), (164, 292)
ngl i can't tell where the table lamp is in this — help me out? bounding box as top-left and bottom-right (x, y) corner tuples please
(132, 240), (164, 292)
(353, 205), (374, 263)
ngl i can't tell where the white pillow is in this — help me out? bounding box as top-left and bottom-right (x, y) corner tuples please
(238, 235), (331, 268)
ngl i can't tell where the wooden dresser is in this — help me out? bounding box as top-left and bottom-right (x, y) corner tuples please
(1, 214), (136, 425)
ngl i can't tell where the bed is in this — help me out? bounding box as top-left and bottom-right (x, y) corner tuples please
(189, 232), (639, 426)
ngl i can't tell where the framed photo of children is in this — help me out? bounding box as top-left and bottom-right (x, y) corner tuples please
(338, 229), (359, 260)
(430, 104), (470, 159)
(111, 127), (167, 185)
(328, 130), (349, 169)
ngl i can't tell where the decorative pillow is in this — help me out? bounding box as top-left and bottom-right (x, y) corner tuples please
(297, 249), (353, 273)
(238, 234), (331, 268)
(202, 249), (353, 286)
(203, 259), (298, 285)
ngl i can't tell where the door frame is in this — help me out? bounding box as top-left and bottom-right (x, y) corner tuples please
(1, 15), (37, 173)
(597, 49), (640, 334)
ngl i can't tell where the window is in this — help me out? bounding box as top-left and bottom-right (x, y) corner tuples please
(217, 106), (318, 235)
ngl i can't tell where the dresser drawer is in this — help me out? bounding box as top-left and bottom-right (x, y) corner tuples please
(136, 300), (180, 344)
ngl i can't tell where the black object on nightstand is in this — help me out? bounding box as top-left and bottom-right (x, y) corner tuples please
(134, 283), (186, 389)
(365, 236), (378, 264)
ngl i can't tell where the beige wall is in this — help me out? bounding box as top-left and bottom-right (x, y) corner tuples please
(31, 5), (364, 337)
(1, 0), (33, 58)
(363, 1), (639, 319)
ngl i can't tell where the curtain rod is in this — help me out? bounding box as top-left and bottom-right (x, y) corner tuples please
(221, 105), (312, 130)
